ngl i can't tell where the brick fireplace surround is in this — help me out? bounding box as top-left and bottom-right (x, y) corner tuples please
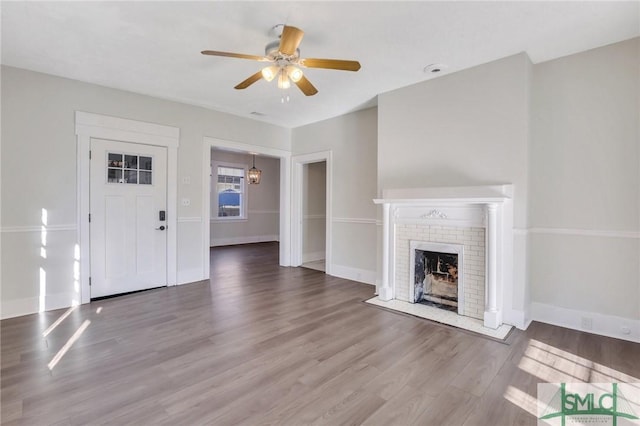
(374, 185), (514, 329)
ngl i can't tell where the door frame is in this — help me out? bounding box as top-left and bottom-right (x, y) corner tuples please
(202, 137), (291, 279)
(291, 151), (333, 274)
(76, 111), (179, 304)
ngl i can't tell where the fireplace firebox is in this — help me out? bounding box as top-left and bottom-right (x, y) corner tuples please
(410, 241), (464, 315)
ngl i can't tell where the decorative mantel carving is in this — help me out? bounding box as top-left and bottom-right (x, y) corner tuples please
(420, 209), (447, 219)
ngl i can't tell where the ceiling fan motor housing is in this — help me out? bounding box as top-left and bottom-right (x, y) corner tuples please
(265, 40), (300, 60)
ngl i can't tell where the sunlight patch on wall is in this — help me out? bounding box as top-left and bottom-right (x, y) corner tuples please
(73, 244), (81, 305)
(39, 267), (46, 313)
(39, 208), (48, 312)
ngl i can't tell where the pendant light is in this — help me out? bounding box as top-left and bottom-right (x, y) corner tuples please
(248, 154), (262, 184)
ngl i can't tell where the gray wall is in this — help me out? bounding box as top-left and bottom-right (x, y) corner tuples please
(292, 108), (378, 282)
(1, 65), (289, 317)
(377, 38), (639, 337)
(378, 52), (532, 325)
(378, 53), (531, 227)
(210, 150), (280, 246)
(529, 38), (639, 321)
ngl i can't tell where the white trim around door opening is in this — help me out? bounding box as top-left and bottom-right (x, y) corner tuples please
(76, 111), (180, 304)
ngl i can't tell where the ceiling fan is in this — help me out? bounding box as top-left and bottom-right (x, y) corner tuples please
(201, 24), (361, 97)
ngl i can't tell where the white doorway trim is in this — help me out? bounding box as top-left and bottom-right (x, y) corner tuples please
(75, 111), (179, 304)
(202, 137), (291, 279)
(291, 151), (333, 274)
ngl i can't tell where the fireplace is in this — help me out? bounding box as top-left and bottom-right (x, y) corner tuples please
(411, 241), (464, 314)
(374, 185), (514, 329)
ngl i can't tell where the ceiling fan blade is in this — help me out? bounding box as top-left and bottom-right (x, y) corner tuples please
(300, 58), (361, 72)
(234, 71), (263, 90)
(279, 25), (304, 56)
(294, 75), (318, 96)
(201, 50), (267, 61)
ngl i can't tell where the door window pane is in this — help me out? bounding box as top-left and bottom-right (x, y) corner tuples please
(108, 153), (123, 167)
(107, 152), (153, 185)
(124, 155), (138, 169)
(108, 169), (123, 183)
(139, 171), (152, 185)
(124, 170), (138, 184)
(140, 157), (152, 170)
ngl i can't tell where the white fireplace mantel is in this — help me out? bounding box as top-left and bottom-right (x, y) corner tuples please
(374, 185), (513, 329)
(374, 185), (512, 205)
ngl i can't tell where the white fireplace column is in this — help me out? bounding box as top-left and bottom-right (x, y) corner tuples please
(483, 203), (502, 329)
(379, 202), (393, 301)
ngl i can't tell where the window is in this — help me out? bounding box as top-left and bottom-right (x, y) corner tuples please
(213, 163), (247, 220)
(107, 152), (152, 185)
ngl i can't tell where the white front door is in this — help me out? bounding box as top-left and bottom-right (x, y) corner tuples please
(90, 138), (168, 298)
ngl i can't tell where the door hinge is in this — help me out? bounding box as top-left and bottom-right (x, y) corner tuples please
(89, 150), (92, 159)
(89, 277), (92, 286)
(88, 213), (91, 223)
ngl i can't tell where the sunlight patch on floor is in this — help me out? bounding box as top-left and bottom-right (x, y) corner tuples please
(42, 306), (77, 338)
(504, 385), (539, 416)
(48, 319), (91, 370)
(510, 337), (640, 423)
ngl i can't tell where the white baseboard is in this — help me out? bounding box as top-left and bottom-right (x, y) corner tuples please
(211, 234), (279, 247)
(330, 264), (376, 286)
(503, 308), (531, 331)
(531, 302), (640, 343)
(2, 297), (38, 319)
(302, 251), (325, 263)
(177, 268), (206, 285)
(1, 292), (77, 320)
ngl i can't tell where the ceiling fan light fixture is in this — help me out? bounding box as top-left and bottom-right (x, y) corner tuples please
(277, 70), (291, 89)
(202, 24), (360, 97)
(261, 66), (278, 82)
(286, 65), (304, 83)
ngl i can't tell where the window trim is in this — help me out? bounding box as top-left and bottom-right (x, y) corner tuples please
(211, 160), (248, 221)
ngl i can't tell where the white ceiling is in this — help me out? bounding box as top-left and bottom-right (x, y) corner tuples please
(2, 1), (638, 128)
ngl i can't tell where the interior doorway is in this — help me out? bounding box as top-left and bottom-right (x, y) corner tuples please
(202, 137), (291, 280)
(301, 161), (327, 272)
(209, 148), (281, 248)
(291, 150), (332, 274)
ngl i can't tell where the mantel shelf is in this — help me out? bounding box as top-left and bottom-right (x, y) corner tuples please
(374, 184), (513, 205)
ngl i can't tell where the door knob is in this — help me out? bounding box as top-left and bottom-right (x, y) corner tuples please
(156, 225), (166, 231)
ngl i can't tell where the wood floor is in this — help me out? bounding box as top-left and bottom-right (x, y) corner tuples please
(2, 242), (639, 425)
